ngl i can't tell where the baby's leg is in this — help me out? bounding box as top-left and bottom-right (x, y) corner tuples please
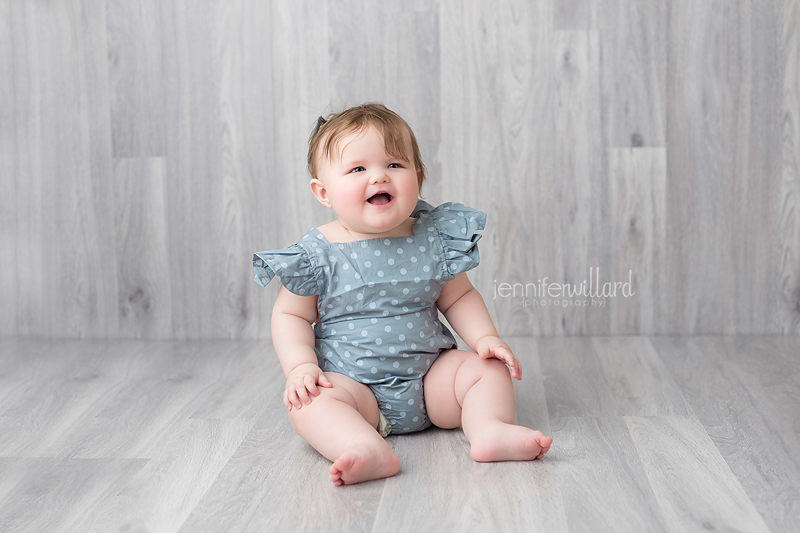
(287, 372), (399, 486)
(423, 349), (552, 462)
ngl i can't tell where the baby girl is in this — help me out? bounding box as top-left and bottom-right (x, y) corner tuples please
(253, 103), (552, 486)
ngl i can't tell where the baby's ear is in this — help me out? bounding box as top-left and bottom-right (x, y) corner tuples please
(309, 179), (332, 208)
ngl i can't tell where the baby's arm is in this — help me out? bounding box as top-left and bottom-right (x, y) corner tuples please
(272, 285), (333, 409)
(436, 273), (522, 379)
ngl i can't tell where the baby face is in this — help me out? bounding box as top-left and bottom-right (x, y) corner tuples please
(311, 125), (421, 238)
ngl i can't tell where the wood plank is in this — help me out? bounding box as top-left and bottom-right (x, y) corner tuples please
(775, 0), (800, 332)
(160, 0), (224, 339)
(0, 0), (16, 337)
(105, 0), (166, 157)
(626, 416), (771, 532)
(550, 416), (668, 533)
(215, 0), (276, 339)
(113, 157), (173, 338)
(605, 149), (667, 335)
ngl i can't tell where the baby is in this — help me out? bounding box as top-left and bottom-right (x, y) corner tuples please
(253, 103), (552, 486)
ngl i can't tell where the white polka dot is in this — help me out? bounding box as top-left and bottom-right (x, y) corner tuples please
(413, 416), (419, 422)
(403, 288), (409, 295)
(425, 285), (431, 292)
(333, 340), (339, 347)
(399, 334), (405, 341)
(346, 305), (353, 311)
(384, 239), (391, 245)
(352, 341), (359, 346)
(338, 361), (344, 367)
(366, 350), (372, 356)
(377, 270), (384, 277)
(407, 322), (413, 329)
(419, 246), (426, 252)
(397, 248), (404, 254)
(399, 412), (406, 418)
(362, 330), (368, 336)
(407, 237), (414, 243)
(411, 343), (417, 349)
(364, 260), (371, 267)
(423, 266), (430, 272)
(414, 277), (421, 283)
(369, 302), (376, 309)
(388, 258), (395, 265)
(400, 268), (407, 275)
(357, 293), (363, 300)
(426, 359), (431, 365)
(376, 338), (382, 345)
(419, 331), (424, 338)
(393, 361), (400, 368)
(374, 250), (382, 257)
(383, 310), (389, 316)
(371, 367), (378, 374)
(280, 262), (288, 268)
(461, 228), (467, 234)
(392, 299), (398, 305)
(391, 279), (398, 285)
(395, 393), (402, 399)
(361, 241), (368, 247)
(379, 290), (386, 296)
(385, 325), (392, 332)
(344, 351), (350, 357)
(356, 359), (362, 365)
(408, 399), (415, 405)
(342, 263), (349, 270)
(410, 257), (418, 263)
(403, 307), (409, 312)
(389, 346), (396, 353)
(345, 284), (351, 291)
(329, 256), (336, 262)
(348, 323), (354, 329)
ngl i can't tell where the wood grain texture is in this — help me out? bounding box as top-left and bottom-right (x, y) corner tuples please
(2, 0), (799, 338)
(113, 157), (173, 338)
(549, 416), (669, 533)
(1, 336), (799, 531)
(651, 336), (800, 532)
(626, 416), (771, 533)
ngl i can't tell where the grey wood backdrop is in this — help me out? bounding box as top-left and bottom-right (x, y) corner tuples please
(2, 0), (799, 339)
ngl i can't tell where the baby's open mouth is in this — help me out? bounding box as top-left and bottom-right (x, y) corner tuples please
(367, 192), (393, 205)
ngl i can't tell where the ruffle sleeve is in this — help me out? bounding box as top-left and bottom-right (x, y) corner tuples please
(430, 202), (487, 278)
(252, 242), (322, 296)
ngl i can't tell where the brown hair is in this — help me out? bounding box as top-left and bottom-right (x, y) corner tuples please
(307, 103), (426, 190)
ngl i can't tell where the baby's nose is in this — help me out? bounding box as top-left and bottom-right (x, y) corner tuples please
(371, 171), (390, 183)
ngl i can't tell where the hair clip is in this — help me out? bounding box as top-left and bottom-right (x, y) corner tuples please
(316, 116), (327, 130)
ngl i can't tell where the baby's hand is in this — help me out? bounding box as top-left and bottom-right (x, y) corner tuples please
(284, 362), (333, 411)
(476, 336), (522, 380)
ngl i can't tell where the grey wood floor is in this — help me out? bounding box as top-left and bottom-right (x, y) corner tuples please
(0, 336), (797, 533)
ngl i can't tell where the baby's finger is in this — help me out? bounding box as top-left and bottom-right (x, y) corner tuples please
(287, 386), (302, 409)
(296, 383), (312, 405)
(478, 344), (491, 359)
(304, 374), (320, 397)
(318, 374), (334, 388)
(284, 390), (292, 411)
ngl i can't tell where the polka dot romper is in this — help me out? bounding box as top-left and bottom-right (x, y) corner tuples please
(253, 199), (486, 435)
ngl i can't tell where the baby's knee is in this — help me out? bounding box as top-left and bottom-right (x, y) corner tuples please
(475, 356), (513, 381)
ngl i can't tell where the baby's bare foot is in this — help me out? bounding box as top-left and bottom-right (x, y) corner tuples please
(469, 422), (553, 463)
(329, 442), (400, 486)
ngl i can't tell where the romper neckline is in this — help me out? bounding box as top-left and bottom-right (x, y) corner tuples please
(310, 199), (432, 247)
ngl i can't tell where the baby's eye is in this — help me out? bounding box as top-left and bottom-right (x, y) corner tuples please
(349, 166), (365, 173)
(388, 163), (402, 169)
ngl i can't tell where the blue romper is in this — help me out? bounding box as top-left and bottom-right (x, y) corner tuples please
(253, 199), (486, 435)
